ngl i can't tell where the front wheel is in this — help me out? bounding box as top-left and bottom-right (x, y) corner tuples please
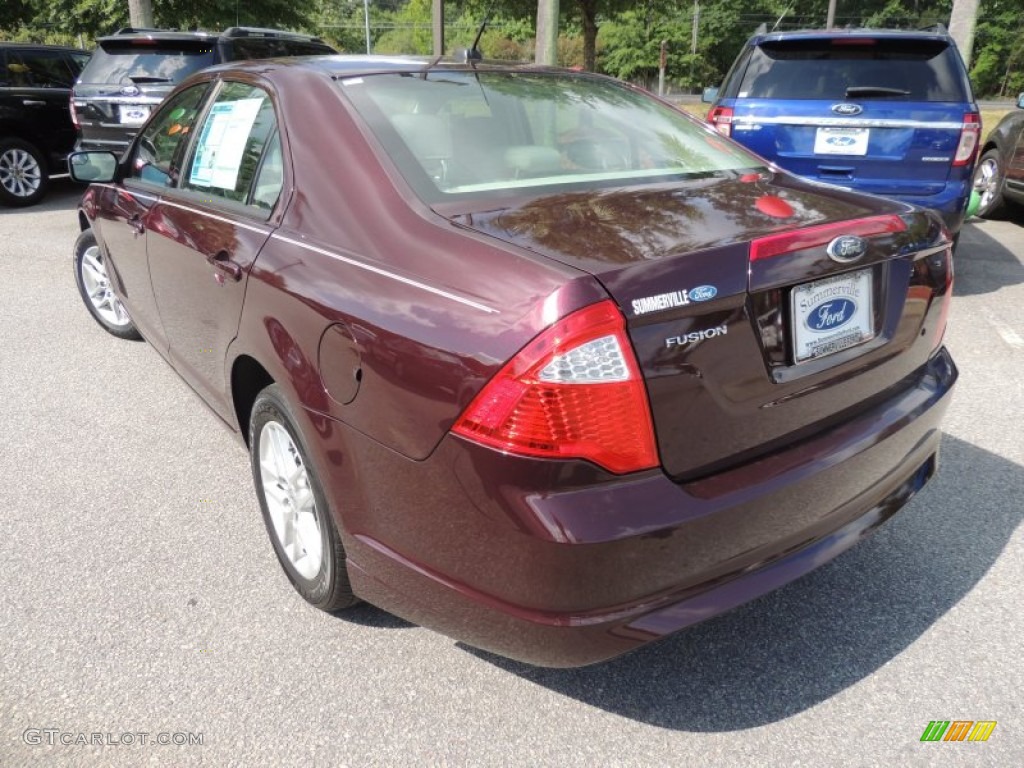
(73, 230), (141, 340)
(973, 148), (1009, 219)
(250, 384), (357, 612)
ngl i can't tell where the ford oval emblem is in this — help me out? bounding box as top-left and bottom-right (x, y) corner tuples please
(120, 85), (140, 97)
(806, 298), (856, 332)
(826, 135), (857, 147)
(826, 235), (868, 263)
(689, 285), (717, 302)
(832, 103), (863, 116)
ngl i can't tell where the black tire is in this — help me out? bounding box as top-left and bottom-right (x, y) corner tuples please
(973, 148), (1008, 220)
(73, 229), (142, 340)
(0, 137), (49, 207)
(250, 384), (358, 612)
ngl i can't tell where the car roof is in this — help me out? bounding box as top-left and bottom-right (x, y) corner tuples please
(96, 27), (326, 44)
(750, 28), (953, 44)
(199, 54), (565, 80)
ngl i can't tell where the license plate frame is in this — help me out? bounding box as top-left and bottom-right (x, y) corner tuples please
(118, 105), (151, 125)
(791, 268), (875, 363)
(814, 126), (870, 156)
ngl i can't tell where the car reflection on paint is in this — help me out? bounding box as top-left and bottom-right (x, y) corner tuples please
(69, 55), (956, 667)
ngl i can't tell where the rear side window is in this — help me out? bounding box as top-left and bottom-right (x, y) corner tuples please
(225, 38), (335, 60)
(4, 48), (77, 88)
(80, 41), (216, 85)
(738, 38), (970, 102)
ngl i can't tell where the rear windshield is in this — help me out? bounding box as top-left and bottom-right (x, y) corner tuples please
(342, 71), (763, 202)
(738, 38), (970, 101)
(80, 41), (216, 85)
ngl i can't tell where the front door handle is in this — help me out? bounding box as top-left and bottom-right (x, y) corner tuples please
(206, 251), (243, 282)
(22, 99), (46, 107)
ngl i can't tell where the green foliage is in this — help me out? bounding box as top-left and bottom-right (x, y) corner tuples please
(2, 0), (1018, 98)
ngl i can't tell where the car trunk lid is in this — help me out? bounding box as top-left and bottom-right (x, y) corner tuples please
(445, 174), (952, 479)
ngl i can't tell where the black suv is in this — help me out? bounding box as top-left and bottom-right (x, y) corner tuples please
(0, 42), (89, 206)
(72, 27), (335, 152)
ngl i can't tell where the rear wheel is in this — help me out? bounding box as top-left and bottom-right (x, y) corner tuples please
(250, 384), (357, 612)
(73, 230), (142, 340)
(973, 149), (1008, 219)
(0, 138), (48, 207)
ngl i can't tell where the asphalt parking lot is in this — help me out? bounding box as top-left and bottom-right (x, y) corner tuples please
(1, 179), (1022, 767)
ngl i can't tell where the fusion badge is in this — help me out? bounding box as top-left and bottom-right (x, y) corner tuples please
(666, 325), (728, 348)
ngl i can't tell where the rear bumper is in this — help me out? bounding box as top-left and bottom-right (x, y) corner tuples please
(324, 348), (957, 667)
(881, 180), (970, 234)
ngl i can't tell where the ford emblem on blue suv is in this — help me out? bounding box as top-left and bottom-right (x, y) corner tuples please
(704, 26), (979, 238)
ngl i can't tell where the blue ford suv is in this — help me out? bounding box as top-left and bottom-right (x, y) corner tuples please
(704, 28), (979, 234)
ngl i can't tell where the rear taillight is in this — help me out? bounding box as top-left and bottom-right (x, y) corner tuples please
(452, 300), (658, 474)
(749, 214), (907, 262)
(953, 113), (980, 167)
(69, 97), (79, 128)
(931, 244), (954, 351)
(707, 105), (733, 137)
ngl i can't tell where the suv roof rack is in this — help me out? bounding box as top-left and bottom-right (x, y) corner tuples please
(222, 26), (321, 42)
(115, 27), (171, 34)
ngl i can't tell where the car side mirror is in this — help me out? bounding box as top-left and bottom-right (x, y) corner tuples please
(68, 151), (119, 183)
(702, 87), (719, 104)
(1017, 92), (1024, 109)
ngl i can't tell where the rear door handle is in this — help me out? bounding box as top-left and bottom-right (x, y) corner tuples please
(22, 99), (46, 107)
(206, 251), (243, 282)
(127, 214), (145, 235)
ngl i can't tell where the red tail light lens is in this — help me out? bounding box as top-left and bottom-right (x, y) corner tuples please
(707, 105), (734, 137)
(452, 300), (658, 474)
(750, 214), (907, 262)
(953, 113), (980, 167)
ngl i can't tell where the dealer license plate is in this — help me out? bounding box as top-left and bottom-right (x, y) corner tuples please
(814, 127), (869, 156)
(791, 269), (874, 363)
(119, 105), (151, 125)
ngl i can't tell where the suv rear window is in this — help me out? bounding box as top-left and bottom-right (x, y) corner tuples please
(738, 38), (970, 102)
(80, 41), (216, 85)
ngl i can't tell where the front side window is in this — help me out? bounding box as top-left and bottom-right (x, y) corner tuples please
(131, 83), (210, 187)
(184, 82), (280, 208)
(341, 72), (762, 203)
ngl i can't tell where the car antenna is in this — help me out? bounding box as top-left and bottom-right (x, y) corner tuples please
(455, 8), (492, 65)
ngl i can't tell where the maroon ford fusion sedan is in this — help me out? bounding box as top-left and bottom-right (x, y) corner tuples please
(69, 56), (957, 667)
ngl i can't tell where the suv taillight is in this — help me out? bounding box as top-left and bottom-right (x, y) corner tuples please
(69, 97), (79, 128)
(707, 105), (734, 137)
(452, 300), (658, 474)
(953, 113), (980, 167)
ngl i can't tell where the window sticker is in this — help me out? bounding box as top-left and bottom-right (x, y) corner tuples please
(189, 97), (264, 190)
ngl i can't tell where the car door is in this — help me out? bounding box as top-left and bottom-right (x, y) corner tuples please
(95, 82), (214, 348)
(1006, 113), (1024, 199)
(146, 79), (285, 421)
(1, 47), (76, 162)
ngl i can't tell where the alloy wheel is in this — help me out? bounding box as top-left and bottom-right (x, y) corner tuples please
(258, 421), (324, 580)
(79, 244), (133, 328)
(0, 146), (42, 199)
